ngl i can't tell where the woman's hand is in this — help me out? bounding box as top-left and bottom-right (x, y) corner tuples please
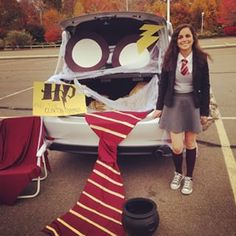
(200, 116), (208, 125)
(152, 109), (162, 119)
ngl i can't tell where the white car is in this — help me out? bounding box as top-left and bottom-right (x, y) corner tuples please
(44, 11), (171, 156)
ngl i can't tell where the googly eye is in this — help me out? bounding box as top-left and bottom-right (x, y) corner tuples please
(65, 32), (109, 72)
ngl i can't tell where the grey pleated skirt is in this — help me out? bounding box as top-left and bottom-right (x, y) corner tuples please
(159, 93), (202, 133)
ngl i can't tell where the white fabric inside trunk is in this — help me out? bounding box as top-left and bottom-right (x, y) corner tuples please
(74, 75), (159, 112)
(49, 30), (164, 83)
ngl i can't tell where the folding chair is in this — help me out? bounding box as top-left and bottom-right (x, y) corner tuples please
(18, 138), (50, 200)
(0, 116), (50, 205)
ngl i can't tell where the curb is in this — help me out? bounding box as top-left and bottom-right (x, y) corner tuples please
(0, 54), (58, 60)
(202, 43), (236, 49)
(0, 44), (235, 60)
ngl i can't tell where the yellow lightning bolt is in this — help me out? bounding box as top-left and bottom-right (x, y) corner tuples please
(137, 24), (163, 54)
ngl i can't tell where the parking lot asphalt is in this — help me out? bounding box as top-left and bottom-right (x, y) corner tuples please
(0, 36), (236, 236)
(0, 36), (236, 60)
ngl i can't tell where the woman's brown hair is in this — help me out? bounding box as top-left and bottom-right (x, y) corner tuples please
(162, 23), (211, 71)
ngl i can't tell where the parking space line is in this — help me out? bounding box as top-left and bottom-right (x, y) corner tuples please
(221, 117), (236, 120)
(0, 84), (236, 207)
(0, 87), (32, 101)
(215, 113), (236, 205)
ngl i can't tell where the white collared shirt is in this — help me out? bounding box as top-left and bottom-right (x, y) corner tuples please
(177, 52), (193, 73)
(174, 52), (194, 93)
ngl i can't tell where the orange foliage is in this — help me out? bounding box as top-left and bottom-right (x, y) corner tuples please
(43, 9), (61, 30)
(170, 2), (192, 28)
(218, 0), (236, 26)
(44, 25), (61, 42)
(19, 0), (40, 26)
(80, 0), (124, 13)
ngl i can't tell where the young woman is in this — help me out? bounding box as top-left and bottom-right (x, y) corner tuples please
(153, 24), (211, 195)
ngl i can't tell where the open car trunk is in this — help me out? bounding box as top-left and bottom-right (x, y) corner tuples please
(78, 75), (156, 113)
(44, 12), (171, 155)
(49, 12), (169, 112)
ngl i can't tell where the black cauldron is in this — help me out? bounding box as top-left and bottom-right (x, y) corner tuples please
(122, 197), (159, 236)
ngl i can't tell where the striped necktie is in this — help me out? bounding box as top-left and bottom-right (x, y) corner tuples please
(180, 59), (189, 76)
(43, 111), (148, 236)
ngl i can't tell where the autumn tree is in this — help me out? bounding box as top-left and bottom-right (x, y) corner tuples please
(129, 0), (147, 11)
(43, 9), (61, 30)
(44, 26), (61, 42)
(204, 0), (220, 32)
(25, 24), (45, 42)
(79, 0), (124, 13)
(31, 0), (45, 25)
(171, 0), (192, 28)
(1, 0), (233, 41)
(74, 0), (85, 16)
(43, 9), (62, 42)
(0, 0), (24, 34)
(19, 0), (40, 26)
(190, 0), (219, 32)
(148, 0), (167, 18)
(218, 0), (236, 26)
(5, 30), (33, 48)
(43, 0), (62, 11)
(62, 0), (77, 17)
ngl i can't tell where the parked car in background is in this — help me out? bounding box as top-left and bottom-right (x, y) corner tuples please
(43, 11), (171, 156)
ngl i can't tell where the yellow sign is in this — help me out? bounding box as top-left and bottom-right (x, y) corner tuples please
(137, 24), (163, 53)
(33, 82), (87, 116)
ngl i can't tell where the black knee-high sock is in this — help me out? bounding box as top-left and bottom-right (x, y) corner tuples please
(172, 152), (183, 174)
(186, 148), (197, 178)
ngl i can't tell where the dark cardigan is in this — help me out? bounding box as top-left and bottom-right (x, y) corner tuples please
(156, 53), (210, 116)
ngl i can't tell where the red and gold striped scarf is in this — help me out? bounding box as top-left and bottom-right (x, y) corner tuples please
(43, 111), (148, 236)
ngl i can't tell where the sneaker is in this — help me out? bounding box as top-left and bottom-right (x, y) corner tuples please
(170, 172), (184, 190)
(181, 177), (193, 195)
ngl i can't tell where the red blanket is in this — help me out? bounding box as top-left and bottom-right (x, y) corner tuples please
(0, 116), (46, 205)
(43, 111), (147, 236)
